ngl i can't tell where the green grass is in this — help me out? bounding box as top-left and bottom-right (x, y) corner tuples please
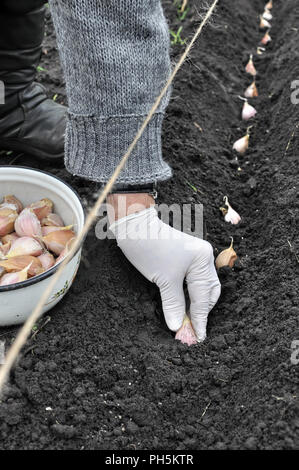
(37, 65), (47, 73)
(174, 0), (189, 21)
(186, 181), (204, 195)
(170, 26), (186, 45)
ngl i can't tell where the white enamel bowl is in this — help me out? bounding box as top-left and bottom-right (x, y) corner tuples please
(0, 166), (84, 326)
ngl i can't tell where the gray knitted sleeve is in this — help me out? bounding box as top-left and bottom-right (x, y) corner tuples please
(49, 0), (172, 184)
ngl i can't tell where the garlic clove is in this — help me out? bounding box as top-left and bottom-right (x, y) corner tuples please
(233, 134), (249, 154)
(242, 100), (257, 120)
(41, 225), (73, 237)
(42, 229), (76, 256)
(257, 46), (266, 55)
(220, 196), (241, 225)
(0, 241), (11, 257)
(0, 208), (18, 236)
(175, 315), (198, 346)
(0, 272), (21, 286)
(263, 9), (272, 21)
(15, 208), (42, 239)
(0, 255), (43, 277)
(0, 262), (31, 286)
(55, 237), (76, 265)
(225, 206), (241, 225)
(265, 0), (273, 9)
(260, 16), (271, 29)
(261, 31), (271, 45)
(0, 203), (19, 211)
(7, 236), (43, 258)
(216, 238), (238, 269)
(38, 251), (55, 270)
(245, 55), (257, 76)
(227, 209), (240, 224)
(41, 213), (64, 227)
(3, 195), (23, 213)
(244, 81), (258, 98)
(1, 232), (19, 244)
(42, 226), (58, 237)
(29, 198), (53, 221)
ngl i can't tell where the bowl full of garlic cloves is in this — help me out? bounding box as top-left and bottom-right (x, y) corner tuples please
(0, 166), (84, 326)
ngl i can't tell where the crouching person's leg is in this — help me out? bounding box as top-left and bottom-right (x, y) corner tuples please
(49, 0), (172, 184)
(0, 0), (66, 161)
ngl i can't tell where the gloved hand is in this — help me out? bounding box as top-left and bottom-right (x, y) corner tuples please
(109, 207), (221, 342)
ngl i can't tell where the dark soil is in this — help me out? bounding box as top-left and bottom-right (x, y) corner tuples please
(0, 0), (299, 450)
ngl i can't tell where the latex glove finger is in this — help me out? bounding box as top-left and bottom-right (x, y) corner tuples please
(186, 241), (219, 341)
(209, 283), (221, 312)
(158, 279), (186, 332)
(187, 278), (210, 341)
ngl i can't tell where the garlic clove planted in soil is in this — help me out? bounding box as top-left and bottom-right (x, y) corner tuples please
(233, 133), (249, 154)
(15, 208), (42, 238)
(265, 0), (273, 9)
(41, 212), (64, 227)
(0, 208), (18, 236)
(29, 198), (53, 221)
(257, 46), (266, 55)
(220, 196), (241, 225)
(244, 81), (258, 98)
(0, 255), (43, 277)
(260, 16), (271, 29)
(7, 236), (43, 258)
(260, 31), (271, 45)
(38, 251), (55, 270)
(3, 195), (23, 213)
(0, 263), (32, 286)
(175, 315), (198, 346)
(263, 9), (272, 21)
(242, 100), (257, 120)
(42, 229), (76, 255)
(216, 238), (238, 269)
(245, 55), (257, 76)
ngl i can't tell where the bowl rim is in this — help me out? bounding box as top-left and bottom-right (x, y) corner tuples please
(0, 166), (85, 293)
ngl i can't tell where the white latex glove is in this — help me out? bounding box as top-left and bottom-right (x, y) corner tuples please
(109, 207), (221, 342)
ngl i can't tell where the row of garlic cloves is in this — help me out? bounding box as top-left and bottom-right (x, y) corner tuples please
(218, 1), (274, 268)
(174, 1), (274, 345)
(233, 0), (273, 155)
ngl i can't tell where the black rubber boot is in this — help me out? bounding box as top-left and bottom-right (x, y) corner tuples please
(0, 3), (66, 161)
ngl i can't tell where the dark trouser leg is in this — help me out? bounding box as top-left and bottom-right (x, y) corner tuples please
(0, 1), (66, 161)
(1, 1), (45, 14)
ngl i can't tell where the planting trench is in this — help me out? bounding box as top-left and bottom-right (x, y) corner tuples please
(0, 0), (298, 450)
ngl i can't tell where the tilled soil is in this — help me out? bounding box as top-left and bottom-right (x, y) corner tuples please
(0, 0), (299, 450)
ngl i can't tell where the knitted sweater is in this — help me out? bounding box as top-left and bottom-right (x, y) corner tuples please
(49, 0), (172, 184)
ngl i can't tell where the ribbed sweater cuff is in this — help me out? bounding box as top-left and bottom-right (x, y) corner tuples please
(64, 112), (172, 184)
